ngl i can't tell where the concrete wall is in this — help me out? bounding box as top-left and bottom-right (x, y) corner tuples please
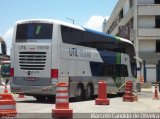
(138, 16), (155, 28)
(138, 5), (160, 16)
(139, 40), (155, 52)
(123, 0), (130, 16)
(146, 67), (156, 82)
(138, 29), (160, 37)
(103, 0), (126, 33)
(138, 0), (154, 4)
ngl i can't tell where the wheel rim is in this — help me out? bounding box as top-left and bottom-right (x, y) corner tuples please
(76, 86), (82, 97)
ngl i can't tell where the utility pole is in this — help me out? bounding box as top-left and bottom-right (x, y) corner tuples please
(66, 18), (75, 24)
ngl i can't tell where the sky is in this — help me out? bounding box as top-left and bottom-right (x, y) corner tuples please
(0, 0), (118, 55)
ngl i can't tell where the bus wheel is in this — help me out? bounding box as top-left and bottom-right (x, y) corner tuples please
(47, 96), (55, 102)
(35, 96), (46, 102)
(75, 84), (84, 101)
(86, 84), (94, 100)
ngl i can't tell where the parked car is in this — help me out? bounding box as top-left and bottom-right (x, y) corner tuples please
(1, 61), (11, 85)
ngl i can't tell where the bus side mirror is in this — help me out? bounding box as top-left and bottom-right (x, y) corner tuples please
(137, 62), (143, 71)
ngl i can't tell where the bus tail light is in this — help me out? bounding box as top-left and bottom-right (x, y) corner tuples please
(51, 69), (58, 78)
(10, 68), (14, 77)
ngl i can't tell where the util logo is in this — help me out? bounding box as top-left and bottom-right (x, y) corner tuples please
(29, 47), (36, 51)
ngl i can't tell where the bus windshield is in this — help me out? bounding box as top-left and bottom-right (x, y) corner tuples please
(16, 23), (53, 42)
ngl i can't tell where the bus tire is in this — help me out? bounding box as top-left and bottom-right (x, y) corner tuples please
(35, 96), (46, 102)
(47, 96), (55, 102)
(75, 84), (85, 101)
(86, 83), (94, 100)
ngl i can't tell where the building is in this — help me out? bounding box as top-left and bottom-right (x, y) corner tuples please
(103, 0), (160, 82)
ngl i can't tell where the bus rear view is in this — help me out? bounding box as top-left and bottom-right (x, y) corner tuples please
(10, 20), (58, 101)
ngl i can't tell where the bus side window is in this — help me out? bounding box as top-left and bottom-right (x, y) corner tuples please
(90, 62), (103, 76)
(103, 64), (114, 77)
(114, 64), (128, 77)
(61, 25), (83, 45)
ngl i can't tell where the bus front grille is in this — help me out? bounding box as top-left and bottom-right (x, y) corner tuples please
(19, 52), (46, 70)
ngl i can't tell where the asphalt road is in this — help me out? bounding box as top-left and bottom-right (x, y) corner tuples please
(0, 85), (160, 119)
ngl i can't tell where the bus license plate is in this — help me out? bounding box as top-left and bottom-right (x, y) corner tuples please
(27, 77), (37, 81)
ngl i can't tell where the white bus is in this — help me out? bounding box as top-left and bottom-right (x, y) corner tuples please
(10, 19), (137, 101)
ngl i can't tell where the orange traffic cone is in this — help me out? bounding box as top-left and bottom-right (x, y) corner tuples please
(123, 80), (134, 102)
(52, 82), (73, 118)
(95, 80), (110, 105)
(0, 93), (17, 117)
(153, 82), (159, 100)
(4, 85), (8, 93)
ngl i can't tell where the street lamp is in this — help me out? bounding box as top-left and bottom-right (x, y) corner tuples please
(66, 18), (75, 24)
